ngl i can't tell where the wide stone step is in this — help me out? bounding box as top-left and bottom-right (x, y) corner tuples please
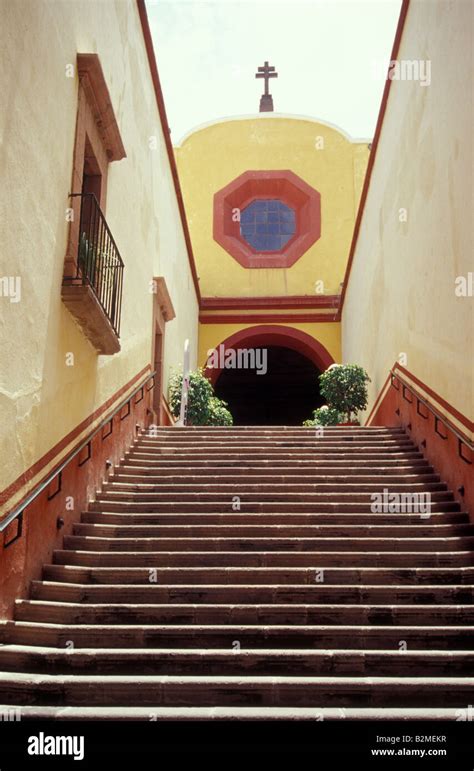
(126, 450), (425, 461)
(0, 646), (471, 676)
(143, 425), (405, 432)
(0, 705), (461, 720)
(123, 453), (432, 472)
(65, 523), (474, 548)
(29, 580), (474, 605)
(42, 564), (474, 584)
(138, 430), (413, 437)
(51, 549), (474, 568)
(142, 426), (405, 433)
(56, 534), (474, 552)
(95, 490), (454, 504)
(112, 472), (442, 484)
(132, 434), (416, 443)
(87, 500), (461, 513)
(1, 621), (473, 649)
(103, 480), (448, 494)
(14, 600), (474, 626)
(116, 464), (436, 477)
(62, 535), (474, 554)
(0, 672), (472, 707)
(79, 511), (468, 526)
(138, 428), (408, 436)
(134, 440), (417, 450)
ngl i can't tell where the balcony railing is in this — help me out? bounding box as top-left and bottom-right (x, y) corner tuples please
(65, 193), (124, 337)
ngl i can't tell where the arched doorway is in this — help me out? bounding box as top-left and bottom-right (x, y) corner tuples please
(205, 325), (335, 426)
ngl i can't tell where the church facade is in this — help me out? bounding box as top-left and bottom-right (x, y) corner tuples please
(176, 114), (369, 423)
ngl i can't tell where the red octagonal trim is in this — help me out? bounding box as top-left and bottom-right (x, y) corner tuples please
(213, 170), (321, 269)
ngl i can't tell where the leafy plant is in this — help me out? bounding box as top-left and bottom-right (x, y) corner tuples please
(207, 396), (233, 426)
(303, 405), (343, 427)
(78, 232), (116, 295)
(318, 364), (371, 423)
(168, 368), (233, 426)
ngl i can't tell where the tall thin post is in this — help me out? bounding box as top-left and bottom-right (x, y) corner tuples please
(176, 339), (190, 426)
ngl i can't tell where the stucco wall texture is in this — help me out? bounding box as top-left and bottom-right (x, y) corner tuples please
(0, 0), (198, 511)
(342, 0), (473, 422)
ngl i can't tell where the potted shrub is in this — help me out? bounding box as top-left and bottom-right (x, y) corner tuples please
(319, 364), (371, 425)
(168, 368), (233, 426)
(303, 405), (343, 427)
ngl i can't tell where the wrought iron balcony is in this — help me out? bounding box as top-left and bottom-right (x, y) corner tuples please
(62, 193), (124, 354)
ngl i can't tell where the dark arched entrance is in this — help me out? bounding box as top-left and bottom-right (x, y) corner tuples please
(214, 345), (323, 425)
(204, 325), (335, 426)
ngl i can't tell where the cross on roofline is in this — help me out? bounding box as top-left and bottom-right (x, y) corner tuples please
(255, 60), (278, 96)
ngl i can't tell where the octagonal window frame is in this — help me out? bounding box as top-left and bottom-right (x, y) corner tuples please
(213, 170), (321, 269)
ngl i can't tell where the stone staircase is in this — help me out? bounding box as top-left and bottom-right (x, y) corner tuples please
(0, 425), (473, 720)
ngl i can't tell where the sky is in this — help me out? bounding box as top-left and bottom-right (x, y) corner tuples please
(146, 0), (402, 144)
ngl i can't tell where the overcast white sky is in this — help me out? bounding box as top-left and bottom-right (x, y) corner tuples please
(146, 0), (402, 144)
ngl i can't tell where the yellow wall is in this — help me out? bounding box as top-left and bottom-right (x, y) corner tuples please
(175, 116), (369, 298)
(342, 0), (473, 422)
(0, 0), (198, 513)
(199, 322), (341, 371)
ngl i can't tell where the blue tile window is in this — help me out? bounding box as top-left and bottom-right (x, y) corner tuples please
(240, 199), (296, 252)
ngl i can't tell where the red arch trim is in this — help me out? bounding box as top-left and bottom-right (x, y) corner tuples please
(204, 324), (335, 385)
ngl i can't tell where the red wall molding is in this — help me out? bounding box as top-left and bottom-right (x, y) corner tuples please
(136, 0), (201, 303)
(76, 54), (126, 162)
(199, 312), (338, 324)
(201, 295), (340, 310)
(337, 0), (410, 319)
(204, 324), (335, 384)
(368, 362), (473, 521)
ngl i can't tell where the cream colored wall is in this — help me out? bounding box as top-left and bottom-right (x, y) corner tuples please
(342, 0), (473, 421)
(0, 0), (198, 510)
(175, 116), (369, 297)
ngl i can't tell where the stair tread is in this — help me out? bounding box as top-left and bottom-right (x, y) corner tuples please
(2, 645), (472, 656)
(2, 671), (473, 683)
(0, 705), (460, 720)
(4, 621), (474, 630)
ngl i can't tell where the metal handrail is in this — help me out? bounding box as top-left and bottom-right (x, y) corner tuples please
(0, 371), (156, 535)
(390, 369), (474, 451)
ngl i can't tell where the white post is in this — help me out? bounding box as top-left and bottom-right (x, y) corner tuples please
(176, 338), (190, 426)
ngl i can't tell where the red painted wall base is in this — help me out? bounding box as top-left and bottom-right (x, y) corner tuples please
(0, 380), (155, 620)
(368, 367), (473, 523)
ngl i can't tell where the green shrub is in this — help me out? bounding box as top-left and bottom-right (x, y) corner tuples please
(168, 368), (233, 426)
(319, 364), (370, 423)
(207, 396), (233, 426)
(303, 405), (343, 427)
